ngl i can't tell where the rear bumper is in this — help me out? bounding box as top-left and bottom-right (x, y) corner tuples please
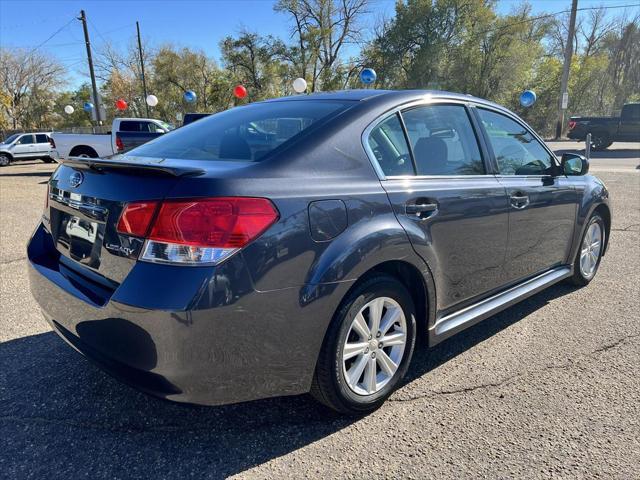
(28, 222), (345, 406)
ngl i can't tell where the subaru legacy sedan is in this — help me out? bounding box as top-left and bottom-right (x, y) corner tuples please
(28, 90), (610, 414)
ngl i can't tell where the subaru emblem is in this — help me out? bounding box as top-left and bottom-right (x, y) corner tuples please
(69, 171), (84, 188)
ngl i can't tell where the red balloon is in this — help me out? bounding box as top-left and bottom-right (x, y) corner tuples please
(115, 98), (128, 110)
(233, 85), (247, 99)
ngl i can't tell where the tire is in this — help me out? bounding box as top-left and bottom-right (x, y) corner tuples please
(0, 153), (11, 167)
(69, 147), (98, 158)
(590, 132), (611, 151)
(568, 213), (605, 286)
(311, 274), (417, 415)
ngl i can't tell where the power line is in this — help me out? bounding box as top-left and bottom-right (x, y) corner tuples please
(470, 3), (640, 38)
(23, 17), (76, 59)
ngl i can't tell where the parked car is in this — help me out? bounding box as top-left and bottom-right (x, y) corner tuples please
(28, 90), (611, 415)
(0, 132), (55, 166)
(567, 102), (640, 150)
(182, 112), (211, 126)
(50, 118), (173, 159)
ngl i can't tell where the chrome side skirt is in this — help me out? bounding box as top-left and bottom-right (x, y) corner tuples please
(430, 266), (572, 345)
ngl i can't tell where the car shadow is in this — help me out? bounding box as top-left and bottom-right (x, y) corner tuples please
(553, 147), (639, 159)
(0, 282), (577, 478)
(0, 171), (54, 177)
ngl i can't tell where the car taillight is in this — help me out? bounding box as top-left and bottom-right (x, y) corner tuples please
(117, 201), (159, 237)
(116, 136), (124, 151)
(44, 183), (49, 211)
(49, 137), (56, 148)
(568, 120), (576, 130)
(117, 197), (279, 266)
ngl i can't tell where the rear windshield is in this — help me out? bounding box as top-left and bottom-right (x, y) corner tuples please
(130, 100), (352, 162)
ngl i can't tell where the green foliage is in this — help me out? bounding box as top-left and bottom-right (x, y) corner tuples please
(1, 0), (638, 137)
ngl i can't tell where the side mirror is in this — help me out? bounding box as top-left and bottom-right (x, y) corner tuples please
(560, 152), (589, 176)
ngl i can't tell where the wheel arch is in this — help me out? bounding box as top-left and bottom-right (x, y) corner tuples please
(69, 145), (98, 158)
(593, 203), (611, 256)
(323, 259), (436, 346)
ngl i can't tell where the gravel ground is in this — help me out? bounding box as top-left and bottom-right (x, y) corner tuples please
(0, 146), (638, 479)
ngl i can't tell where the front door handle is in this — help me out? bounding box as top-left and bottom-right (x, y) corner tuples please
(510, 192), (530, 209)
(405, 202), (438, 218)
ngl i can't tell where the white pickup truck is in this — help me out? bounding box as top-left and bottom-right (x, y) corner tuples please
(51, 118), (173, 159)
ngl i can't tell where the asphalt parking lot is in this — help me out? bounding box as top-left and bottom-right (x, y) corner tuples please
(1, 143), (638, 479)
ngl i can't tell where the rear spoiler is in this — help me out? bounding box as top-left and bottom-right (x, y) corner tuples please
(62, 157), (205, 177)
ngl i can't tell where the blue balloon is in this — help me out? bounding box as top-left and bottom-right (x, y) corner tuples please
(520, 90), (537, 107)
(83, 102), (94, 112)
(360, 68), (377, 85)
(183, 90), (197, 103)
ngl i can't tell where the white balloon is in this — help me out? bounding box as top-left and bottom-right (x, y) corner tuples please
(292, 77), (307, 94)
(64, 105), (74, 114)
(146, 94), (158, 107)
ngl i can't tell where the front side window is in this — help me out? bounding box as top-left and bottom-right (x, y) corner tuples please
(367, 114), (414, 176)
(477, 108), (555, 175)
(130, 100), (352, 162)
(401, 105), (484, 175)
(18, 134), (34, 145)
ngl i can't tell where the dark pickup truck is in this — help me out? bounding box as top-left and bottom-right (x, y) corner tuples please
(568, 103), (640, 150)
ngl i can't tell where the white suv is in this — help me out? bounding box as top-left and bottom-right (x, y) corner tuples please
(0, 132), (55, 167)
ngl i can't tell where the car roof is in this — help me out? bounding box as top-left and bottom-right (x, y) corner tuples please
(264, 88), (508, 111)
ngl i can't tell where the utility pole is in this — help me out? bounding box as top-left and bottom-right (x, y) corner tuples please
(78, 10), (102, 126)
(555, 0), (578, 139)
(136, 21), (150, 117)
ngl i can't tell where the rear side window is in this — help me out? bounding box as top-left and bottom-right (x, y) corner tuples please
(477, 108), (555, 175)
(120, 121), (153, 132)
(401, 105), (484, 175)
(367, 114), (414, 176)
(622, 104), (640, 120)
(130, 101), (352, 162)
(36, 134), (49, 143)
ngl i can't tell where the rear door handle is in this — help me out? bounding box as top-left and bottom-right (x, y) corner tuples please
(509, 193), (530, 209)
(405, 202), (438, 218)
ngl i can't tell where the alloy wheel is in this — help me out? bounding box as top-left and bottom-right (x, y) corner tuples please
(0, 155), (9, 166)
(579, 222), (602, 279)
(342, 296), (407, 396)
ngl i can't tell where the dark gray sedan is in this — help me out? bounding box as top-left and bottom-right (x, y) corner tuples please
(28, 90), (610, 414)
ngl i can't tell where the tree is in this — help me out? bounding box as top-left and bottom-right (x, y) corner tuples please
(275, 0), (369, 91)
(152, 46), (233, 119)
(221, 31), (288, 99)
(0, 49), (65, 129)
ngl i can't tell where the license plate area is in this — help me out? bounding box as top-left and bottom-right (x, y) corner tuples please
(49, 189), (108, 270)
(56, 213), (103, 268)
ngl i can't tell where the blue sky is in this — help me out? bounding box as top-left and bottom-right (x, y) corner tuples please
(0, 0), (637, 89)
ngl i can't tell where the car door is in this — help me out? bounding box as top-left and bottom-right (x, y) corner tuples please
(474, 107), (577, 285)
(13, 134), (36, 158)
(366, 102), (510, 314)
(35, 134), (51, 157)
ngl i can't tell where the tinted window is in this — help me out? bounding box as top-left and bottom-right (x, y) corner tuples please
(130, 101), (351, 162)
(367, 114), (413, 176)
(401, 105), (484, 175)
(36, 134), (49, 143)
(18, 134), (34, 145)
(120, 121), (151, 132)
(622, 104), (640, 120)
(477, 108), (555, 175)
